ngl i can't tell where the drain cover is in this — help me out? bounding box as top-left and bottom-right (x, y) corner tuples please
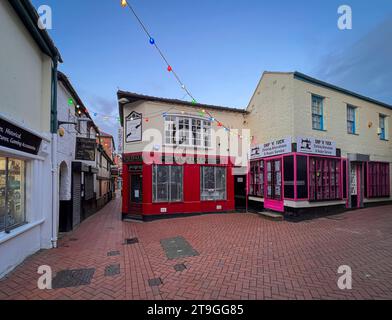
(107, 250), (120, 257)
(124, 238), (139, 245)
(52, 268), (95, 289)
(174, 263), (187, 272)
(148, 278), (163, 287)
(104, 264), (120, 277)
(160, 237), (199, 260)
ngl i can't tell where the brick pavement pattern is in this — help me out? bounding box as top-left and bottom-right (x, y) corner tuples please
(1, 195), (392, 300)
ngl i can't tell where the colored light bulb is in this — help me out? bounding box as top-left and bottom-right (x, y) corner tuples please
(68, 98), (74, 105)
(121, 0), (127, 8)
(167, 65), (172, 72)
(149, 37), (155, 45)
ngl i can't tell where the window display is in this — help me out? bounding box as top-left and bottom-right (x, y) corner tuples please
(0, 157), (26, 232)
(250, 160), (264, 197)
(201, 166), (226, 201)
(367, 162), (390, 198)
(309, 157), (341, 201)
(153, 165), (183, 202)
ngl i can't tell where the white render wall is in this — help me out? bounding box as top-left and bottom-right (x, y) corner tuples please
(122, 100), (248, 166)
(0, 1), (54, 278)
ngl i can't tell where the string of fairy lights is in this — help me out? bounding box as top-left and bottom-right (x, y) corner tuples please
(67, 1), (247, 141)
(120, 0), (247, 140)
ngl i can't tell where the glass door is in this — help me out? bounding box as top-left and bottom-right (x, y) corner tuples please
(265, 159), (284, 212)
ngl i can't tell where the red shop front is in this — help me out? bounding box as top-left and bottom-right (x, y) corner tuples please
(122, 152), (236, 220)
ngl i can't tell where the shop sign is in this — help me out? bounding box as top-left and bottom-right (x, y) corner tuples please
(125, 111), (142, 143)
(0, 117), (42, 155)
(296, 136), (336, 156)
(123, 154), (143, 163)
(250, 137), (292, 159)
(75, 137), (96, 161)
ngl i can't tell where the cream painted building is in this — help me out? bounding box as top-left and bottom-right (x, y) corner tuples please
(247, 71), (391, 213)
(0, 0), (62, 277)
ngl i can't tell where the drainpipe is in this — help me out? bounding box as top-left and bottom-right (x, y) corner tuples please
(50, 58), (59, 248)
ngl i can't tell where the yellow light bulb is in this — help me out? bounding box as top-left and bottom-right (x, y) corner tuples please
(121, 0), (127, 8)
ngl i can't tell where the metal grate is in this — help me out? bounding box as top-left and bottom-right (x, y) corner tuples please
(52, 268), (95, 289)
(148, 278), (163, 287)
(124, 238), (139, 245)
(104, 264), (120, 277)
(160, 237), (199, 260)
(107, 250), (121, 257)
(174, 263), (187, 272)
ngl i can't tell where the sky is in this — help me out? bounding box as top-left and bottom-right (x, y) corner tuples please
(32, 0), (392, 147)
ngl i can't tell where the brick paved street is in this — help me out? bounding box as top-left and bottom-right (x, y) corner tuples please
(1, 195), (392, 300)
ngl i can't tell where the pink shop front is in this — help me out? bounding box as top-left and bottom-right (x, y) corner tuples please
(248, 137), (391, 214)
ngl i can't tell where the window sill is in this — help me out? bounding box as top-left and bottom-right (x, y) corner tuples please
(348, 132), (359, 136)
(379, 138), (389, 142)
(312, 128), (327, 132)
(0, 219), (45, 245)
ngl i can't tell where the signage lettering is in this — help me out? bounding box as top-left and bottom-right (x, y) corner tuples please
(0, 118), (42, 155)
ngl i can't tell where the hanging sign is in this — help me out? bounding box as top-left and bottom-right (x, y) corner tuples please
(75, 138), (96, 161)
(0, 117), (42, 155)
(250, 137), (292, 159)
(126, 111), (142, 143)
(296, 136), (336, 156)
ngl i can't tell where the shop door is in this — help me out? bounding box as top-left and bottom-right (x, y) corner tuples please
(129, 173), (143, 215)
(350, 162), (364, 208)
(264, 159), (284, 212)
(234, 175), (247, 210)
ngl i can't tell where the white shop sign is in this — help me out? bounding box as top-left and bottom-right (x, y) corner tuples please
(250, 137), (292, 160)
(296, 136), (336, 156)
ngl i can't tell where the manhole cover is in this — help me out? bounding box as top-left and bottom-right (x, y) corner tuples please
(124, 238), (139, 245)
(107, 250), (120, 257)
(52, 268), (95, 289)
(174, 263), (187, 272)
(148, 278), (163, 287)
(104, 264), (120, 277)
(160, 237), (199, 260)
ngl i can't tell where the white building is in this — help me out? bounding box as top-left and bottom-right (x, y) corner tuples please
(57, 72), (101, 232)
(0, 0), (62, 277)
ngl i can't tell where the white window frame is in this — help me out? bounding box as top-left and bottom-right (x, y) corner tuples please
(152, 165), (183, 203)
(164, 114), (212, 148)
(200, 166), (227, 201)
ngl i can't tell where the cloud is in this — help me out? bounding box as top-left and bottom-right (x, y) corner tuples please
(86, 94), (120, 149)
(314, 17), (392, 104)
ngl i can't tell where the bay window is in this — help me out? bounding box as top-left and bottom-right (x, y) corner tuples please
(200, 166), (226, 201)
(153, 165), (183, 202)
(165, 115), (211, 147)
(367, 162), (390, 198)
(0, 157), (26, 232)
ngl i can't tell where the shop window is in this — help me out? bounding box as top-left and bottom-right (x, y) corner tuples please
(367, 162), (390, 198)
(296, 155), (308, 199)
(347, 105), (356, 134)
(312, 95), (324, 130)
(200, 166), (226, 201)
(153, 165), (183, 202)
(342, 160), (347, 199)
(284, 156), (294, 199)
(250, 160), (264, 197)
(309, 157), (341, 201)
(165, 115), (211, 147)
(0, 157), (26, 232)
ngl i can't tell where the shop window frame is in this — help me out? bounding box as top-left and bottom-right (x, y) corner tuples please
(367, 162), (390, 198)
(200, 165), (227, 201)
(152, 165), (184, 203)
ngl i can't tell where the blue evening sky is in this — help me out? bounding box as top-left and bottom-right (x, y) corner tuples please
(32, 0), (392, 145)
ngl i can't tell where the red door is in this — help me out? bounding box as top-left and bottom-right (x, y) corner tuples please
(129, 173), (143, 216)
(264, 159), (284, 212)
